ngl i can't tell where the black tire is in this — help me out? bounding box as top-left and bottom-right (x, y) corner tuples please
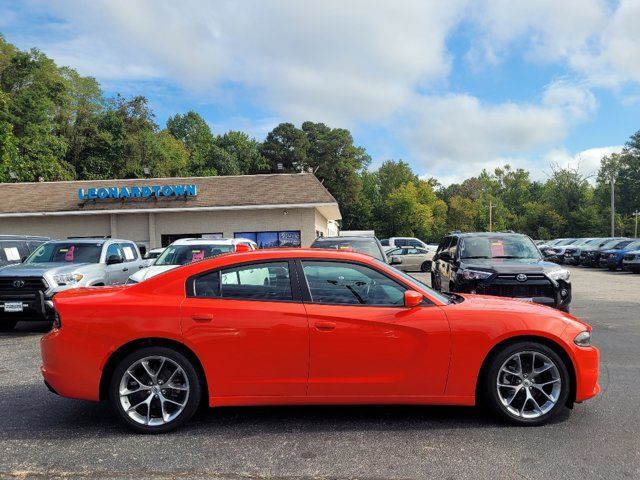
(608, 266), (616, 271)
(109, 346), (201, 434)
(0, 320), (18, 332)
(420, 261), (431, 272)
(481, 341), (570, 426)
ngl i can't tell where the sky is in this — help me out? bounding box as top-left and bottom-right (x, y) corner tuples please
(1, 0), (639, 185)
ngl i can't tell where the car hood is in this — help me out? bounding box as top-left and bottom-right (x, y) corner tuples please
(129, 264), (178, 282)
(0, 262), (94, 277)
(461, 258), (559, 274)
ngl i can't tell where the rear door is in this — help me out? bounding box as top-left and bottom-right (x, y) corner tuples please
(300, 260), (450, 397)
(181, 260), (309, 397)
(119, 242), (145, 279)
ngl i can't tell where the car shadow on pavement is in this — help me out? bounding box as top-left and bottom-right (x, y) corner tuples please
(0, 320), (51, 338)
(0, 382), (571, 440)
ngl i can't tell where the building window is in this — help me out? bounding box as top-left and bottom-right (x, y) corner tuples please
(161, 233), (223, 247)
(234, 231), (301, 248)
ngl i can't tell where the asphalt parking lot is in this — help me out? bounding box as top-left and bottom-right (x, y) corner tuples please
(1, 267), (639, 480)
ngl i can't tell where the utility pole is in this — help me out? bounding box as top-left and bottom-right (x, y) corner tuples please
(610, 174), (616, 237)
(634, 210), (640, 239)
(487, 200), (494, 232)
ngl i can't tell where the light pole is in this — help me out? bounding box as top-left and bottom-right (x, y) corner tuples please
(633, 210), (640, 239)
(610, 174), (616, 237)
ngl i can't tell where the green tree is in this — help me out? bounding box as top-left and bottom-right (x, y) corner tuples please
(216, 131), (269, 175)
(260, 122), (309, 172)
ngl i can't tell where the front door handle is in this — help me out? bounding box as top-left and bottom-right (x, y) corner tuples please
(315, 321), (336, 331)
(122, 267), (129, 272)
(191, 314), (214, 322)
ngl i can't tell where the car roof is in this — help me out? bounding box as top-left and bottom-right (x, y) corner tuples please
(0, 235), (50, 240)
(169, 237), (255, 246)
(315, 236), (378, 241)
(453, 232), (529, 238)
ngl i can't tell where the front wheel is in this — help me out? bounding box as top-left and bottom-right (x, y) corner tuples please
(109, 346), (201, 433)
(482, 342), (570, 426)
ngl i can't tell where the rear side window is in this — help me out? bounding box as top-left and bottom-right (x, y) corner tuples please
(395, 239), (409, 247)
(0, 241), (29, 263)
(192, 262), (292, 301)
(380, 239), (389, 246)
(302, 261), (406, 306)
(119, 243), (139, 262)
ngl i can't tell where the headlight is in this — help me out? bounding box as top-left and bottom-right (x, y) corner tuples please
(547, 268), (570, 281)
(574, 331), (591, 347)
(462, 269), (493, 280)
(53, 273), (84, 286)
(608, 253), (615, 259)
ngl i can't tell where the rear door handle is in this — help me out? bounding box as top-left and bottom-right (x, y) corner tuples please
(191, 314), (214, 322)
(314, 321), (336, 331)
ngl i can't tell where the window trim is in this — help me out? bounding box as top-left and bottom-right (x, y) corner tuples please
(294, 258), (434, 308)
(186, 259), (303, 303)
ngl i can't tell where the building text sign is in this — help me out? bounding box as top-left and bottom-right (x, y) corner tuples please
(78, 184), (197, 201)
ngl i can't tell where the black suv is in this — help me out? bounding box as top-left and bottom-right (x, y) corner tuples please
(431, 232), (571, 311)
(0, 235), (49, 268)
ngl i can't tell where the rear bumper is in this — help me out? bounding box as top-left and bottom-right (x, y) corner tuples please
(40, 328), (101, 401)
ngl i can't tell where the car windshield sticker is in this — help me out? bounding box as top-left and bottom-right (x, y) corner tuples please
(490, 240), (504, 257)
(64, 246), (75, 261)
(191, 250), (205, 262)
(122, 246), (135, 260)
(4, 247), (21, 261)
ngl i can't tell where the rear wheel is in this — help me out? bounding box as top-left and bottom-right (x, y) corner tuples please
(420, 261), (431, 272)
(109, 346), (201, 433)
(0, 320), (18, 332)
(482, 341), (570, 426)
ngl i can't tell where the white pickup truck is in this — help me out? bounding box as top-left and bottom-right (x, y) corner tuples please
(0, 238), (144, 331)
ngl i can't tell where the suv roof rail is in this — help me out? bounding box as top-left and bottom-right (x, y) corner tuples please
(66, 236), (111, 239)
(448, 230), (462, 234)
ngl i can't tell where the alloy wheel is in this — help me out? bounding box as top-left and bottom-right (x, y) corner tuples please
(118, 355), (190, 426)
(496, 350), (561, 419)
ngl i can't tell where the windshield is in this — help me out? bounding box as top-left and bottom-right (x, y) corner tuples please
(624, 241), (640, 250)
(459, 236), (541, 260)
(26, 242), (102, 264)
(373, 259), (451, 304)
(612, 240), (633, 250)
(155, 244), (234, 266)
(311, 238), (384, 261)
(600, 239), (625, 250)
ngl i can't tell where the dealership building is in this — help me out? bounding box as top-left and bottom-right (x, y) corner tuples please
(0, 173), (341, 251)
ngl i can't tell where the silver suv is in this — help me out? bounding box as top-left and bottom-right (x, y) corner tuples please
(0, 238), (144, 330)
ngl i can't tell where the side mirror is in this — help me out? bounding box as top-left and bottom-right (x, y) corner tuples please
(389, 255), (402, 265)
(404, 290), (423, 308)
(106, 254), (124, 265)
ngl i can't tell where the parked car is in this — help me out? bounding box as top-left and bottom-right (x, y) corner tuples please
(564, 238), (610, 265)
(0, 235), (49, 268)
(580, 238), (631, 267)
(380, 237), (435, 253)
(385, 246), (434, 272)
(546, 238), (595, 264)
(41, 248), (599, 433)
(431, 232), (571, 311)
(142, 247), (166, 267)
(598, 240), (640, 270)
(128, 238), (257, 284)
(0, 238), (143, 331)
(622, 249), (640, 273)
(311, 236), (387, 262)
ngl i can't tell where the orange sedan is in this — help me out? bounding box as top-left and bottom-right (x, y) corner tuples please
(41, 249), (599, 433)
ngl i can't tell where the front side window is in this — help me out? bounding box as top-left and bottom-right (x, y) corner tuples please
(395, 239), (409, 247)
(26, 242), (103, 264)
(106, 243), (124, 261)
(192, 262), (292, 301)
(302, 261), (406, 306)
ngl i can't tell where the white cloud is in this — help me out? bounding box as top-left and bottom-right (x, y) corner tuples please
(543, 145), (624, 182)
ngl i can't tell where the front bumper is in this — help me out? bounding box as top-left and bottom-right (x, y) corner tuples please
(573, 345), (600, 403)
(456, 273), (571, 309)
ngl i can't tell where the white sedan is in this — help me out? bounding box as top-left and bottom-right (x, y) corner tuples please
(386, 246), (435, 272)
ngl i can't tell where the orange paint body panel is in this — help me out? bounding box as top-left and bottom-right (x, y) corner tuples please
(40, 249), (599, 409)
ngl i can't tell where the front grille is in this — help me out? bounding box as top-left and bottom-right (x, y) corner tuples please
(624, 254), (637, 261)
(482, 274), (554, 298)
(0, 277), (47, 298)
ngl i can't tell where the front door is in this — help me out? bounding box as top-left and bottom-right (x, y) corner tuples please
(181, 260), (309, 397)
(104, 243), (128, 284)
(300, 260), (450, 397)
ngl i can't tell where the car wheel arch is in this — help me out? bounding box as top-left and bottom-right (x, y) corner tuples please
(474, 334), (577, 408)
(99, 337), (209, 405)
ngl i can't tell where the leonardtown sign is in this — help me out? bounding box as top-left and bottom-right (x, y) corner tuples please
(78, 184), (197, 201)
